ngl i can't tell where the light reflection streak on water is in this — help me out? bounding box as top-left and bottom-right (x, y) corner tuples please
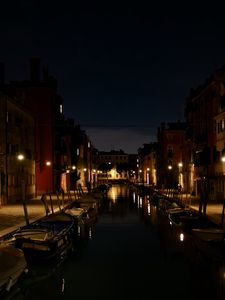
(107, 187), (117, 202)
(107, 185), (130, 201)
(133, 192), (136, 204)
(89, 227), (92, 239)
(138, 196), (142, 208)
(147, 202), (151, 215)
(77, 225), (81, 236)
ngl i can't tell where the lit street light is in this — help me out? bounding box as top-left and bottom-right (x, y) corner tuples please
(17, 154), (29, 225)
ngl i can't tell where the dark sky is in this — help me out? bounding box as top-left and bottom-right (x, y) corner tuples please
(1, 1), (225, 153)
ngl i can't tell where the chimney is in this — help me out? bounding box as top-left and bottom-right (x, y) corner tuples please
(29, 57), (40, 82)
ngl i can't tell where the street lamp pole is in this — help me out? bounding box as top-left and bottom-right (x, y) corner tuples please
(18, 154), (29, 225)
(21, 178), (29, 225)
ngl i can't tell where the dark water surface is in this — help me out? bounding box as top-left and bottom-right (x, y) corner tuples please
(8, 185), (225, 300)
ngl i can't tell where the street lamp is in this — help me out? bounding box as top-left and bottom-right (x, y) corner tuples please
(17, 154), (29, 225)
(46, 160), (51, 166)
(178, 162), (183, 190)
(18, 154), (24, 161)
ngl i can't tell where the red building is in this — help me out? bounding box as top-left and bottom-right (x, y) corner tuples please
(157, 121), (186, 190)
(1, 58), (64, 195)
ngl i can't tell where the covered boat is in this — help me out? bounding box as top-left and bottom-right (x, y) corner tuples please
(11, 211), (77, 263)
(0, 243), (27, 294)
(192, 228), (225, 243)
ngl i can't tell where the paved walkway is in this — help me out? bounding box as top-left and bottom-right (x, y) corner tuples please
(0, 193), (79, 238)
(177, 196), (225, 228)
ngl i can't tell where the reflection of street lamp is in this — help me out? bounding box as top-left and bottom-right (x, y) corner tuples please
(139, 169), (143, 183)
(178, 162), (183, 188)
(17, 154), (29, 225)
(146, 168), (150, 185)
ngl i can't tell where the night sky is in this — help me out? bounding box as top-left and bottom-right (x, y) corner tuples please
(1, 1), (225, 153)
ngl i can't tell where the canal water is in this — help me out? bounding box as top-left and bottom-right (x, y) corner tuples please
(7, 184), (225, 300)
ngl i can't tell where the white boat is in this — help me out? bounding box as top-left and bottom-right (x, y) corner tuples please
(65, 207), (84, 220)
(65, 205), (97, 227)
(0, 243), (27, 293)
(192, 228), (225, 242)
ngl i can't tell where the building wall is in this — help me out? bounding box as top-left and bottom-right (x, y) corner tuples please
(185, 68), (225, 200)
(157, 122), (186, 189)
(96, 150), (129, 183)
(0, 93), (35, 203)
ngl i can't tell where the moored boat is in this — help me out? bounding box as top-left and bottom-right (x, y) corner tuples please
(192, 228), (225, 242)
(0, 243), (28, 294)
(65, 203), (98, 227)
(191, 227), (225, 261)
(11, 211), (77, 263)
(168, 209), (199, 229)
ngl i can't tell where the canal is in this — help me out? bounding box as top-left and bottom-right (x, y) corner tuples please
(7, 184), (225, 300)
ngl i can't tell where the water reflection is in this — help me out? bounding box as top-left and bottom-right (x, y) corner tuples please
(140, 192), (225, 300)
(4, 184), (225, 300)
(107, 184), (130, 201)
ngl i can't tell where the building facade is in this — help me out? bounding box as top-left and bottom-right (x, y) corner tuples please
(138, 143), (157, 186)
(95, 150), (129, 183)
(185, 66), (225, 200)
(157, 122), (186, 190)
(0, 93), (35, 204)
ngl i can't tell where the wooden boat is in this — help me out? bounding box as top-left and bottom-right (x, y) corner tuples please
(65, 203), (98, 227)
(192, 228), (225, 242)
(0, 243), (28, 294)
(191, 227), (225, 261)
(167, 209), (220, 233)
(77, 196), (99, 213)
(11, 211), (77, 263)
(158, 198), (183, 214)
(168, 209), (199, 230)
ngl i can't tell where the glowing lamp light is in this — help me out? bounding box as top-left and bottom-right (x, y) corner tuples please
(179, 233), (184, 242)
(72, 165), (76, 170)
(17, 154), (24, 160)
(178, 162), (183, 167)
(46, 161), (51, 166)
(168, 165), (172, 170)
(222, 156), (225, 162)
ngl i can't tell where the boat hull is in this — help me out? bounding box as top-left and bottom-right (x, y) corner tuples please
(13, 212), (77, 263)
(0, 244), (27, 293)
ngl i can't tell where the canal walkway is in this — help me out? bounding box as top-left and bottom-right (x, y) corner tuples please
(0, 191), (225, 239)
(0, 189), (94, 238)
